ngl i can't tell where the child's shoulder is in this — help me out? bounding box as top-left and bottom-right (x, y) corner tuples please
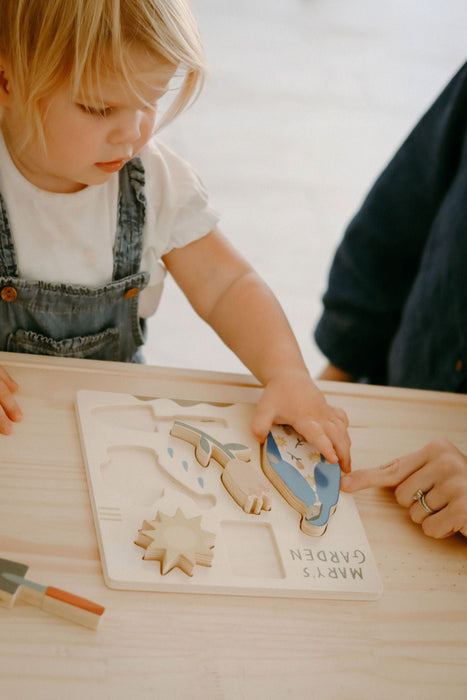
(139, 136), (207, 193)
(140, 136), (190, 170)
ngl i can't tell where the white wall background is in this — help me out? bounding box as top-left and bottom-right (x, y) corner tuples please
(145, 0), (467, 377)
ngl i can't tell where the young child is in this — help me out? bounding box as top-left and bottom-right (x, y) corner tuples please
(0, 0), (350, 470)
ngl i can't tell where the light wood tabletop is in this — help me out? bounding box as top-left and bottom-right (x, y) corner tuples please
(0, 351), (466, 700)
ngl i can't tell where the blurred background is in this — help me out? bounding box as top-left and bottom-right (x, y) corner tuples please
(145, 0), (467, 378)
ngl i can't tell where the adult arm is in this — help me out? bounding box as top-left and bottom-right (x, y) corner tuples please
(315, 62), (467, 384)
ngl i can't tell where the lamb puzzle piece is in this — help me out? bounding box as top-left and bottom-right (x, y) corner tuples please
(135, 508), (216, 577)
(261, 425), (341, 536)
(170, 420), (272, 515)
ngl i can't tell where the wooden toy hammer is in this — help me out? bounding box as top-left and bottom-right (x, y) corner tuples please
(0, 558), (105, 630)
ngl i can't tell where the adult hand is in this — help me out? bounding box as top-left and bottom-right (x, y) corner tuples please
(341, 438), (467, 538)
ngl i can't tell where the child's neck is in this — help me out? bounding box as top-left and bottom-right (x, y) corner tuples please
(1, 122), (88, 194)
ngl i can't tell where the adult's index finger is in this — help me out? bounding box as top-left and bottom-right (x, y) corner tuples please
(340, 449), (427, 492)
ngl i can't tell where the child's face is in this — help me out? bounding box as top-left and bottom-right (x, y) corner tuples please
(2, 51), (176, 193)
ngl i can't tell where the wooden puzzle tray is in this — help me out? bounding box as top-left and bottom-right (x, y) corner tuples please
(76, 390), (383, 600)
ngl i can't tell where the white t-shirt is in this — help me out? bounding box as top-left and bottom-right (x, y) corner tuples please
(0, 130), (219, 318)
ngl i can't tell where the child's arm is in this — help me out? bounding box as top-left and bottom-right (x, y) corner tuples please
(0, 367), (22, 434)
(162, 227), (351, 472)
(341, 439), (467, 538)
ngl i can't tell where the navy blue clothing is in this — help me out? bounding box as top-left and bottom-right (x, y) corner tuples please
(315, 62), (467, 393)
(0, 157), (149, 362)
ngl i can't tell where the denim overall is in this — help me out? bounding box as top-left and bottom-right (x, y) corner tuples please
(0, 157), (149, 362)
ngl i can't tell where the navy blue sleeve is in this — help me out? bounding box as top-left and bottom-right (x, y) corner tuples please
(314, 61), (467, 384)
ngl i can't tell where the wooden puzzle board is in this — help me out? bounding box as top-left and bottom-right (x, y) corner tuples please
(76, 390), (383, 600)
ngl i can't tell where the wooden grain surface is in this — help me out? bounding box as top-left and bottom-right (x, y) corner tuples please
(0, 352), (466, 700)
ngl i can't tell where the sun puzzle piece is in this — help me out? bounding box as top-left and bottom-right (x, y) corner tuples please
(261, 425), (341, 536)
(170, 420), (272, 515)
(135, 508), (216, 577)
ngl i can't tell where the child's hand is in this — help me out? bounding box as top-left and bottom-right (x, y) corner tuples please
(0, 366), (23, 434)
(341, 439), (467, 538)
(251, 369), (351, 472)
(163, 229), (350, 471)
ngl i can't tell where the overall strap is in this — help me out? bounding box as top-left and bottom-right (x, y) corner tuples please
(113, 156), (147, 280)
(0, 192), (19, 277)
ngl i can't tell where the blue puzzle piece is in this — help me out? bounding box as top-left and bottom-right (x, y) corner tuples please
(265, 433), (317, 515)
(305, 462), (341, 526)
(264, 432), (341, 529)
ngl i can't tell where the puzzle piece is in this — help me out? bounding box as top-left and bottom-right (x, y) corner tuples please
(170, 421), (272, 514)
(134, 508), (216, 576)
(261, 426), (341, 536)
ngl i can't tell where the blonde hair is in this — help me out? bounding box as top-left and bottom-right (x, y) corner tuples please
(0, 0), (205, 144)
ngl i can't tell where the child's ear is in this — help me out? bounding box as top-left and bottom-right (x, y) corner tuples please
(0, 58), (12, 107)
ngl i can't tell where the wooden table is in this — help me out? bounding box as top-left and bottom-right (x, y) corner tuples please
(0, 351), (466, 699)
